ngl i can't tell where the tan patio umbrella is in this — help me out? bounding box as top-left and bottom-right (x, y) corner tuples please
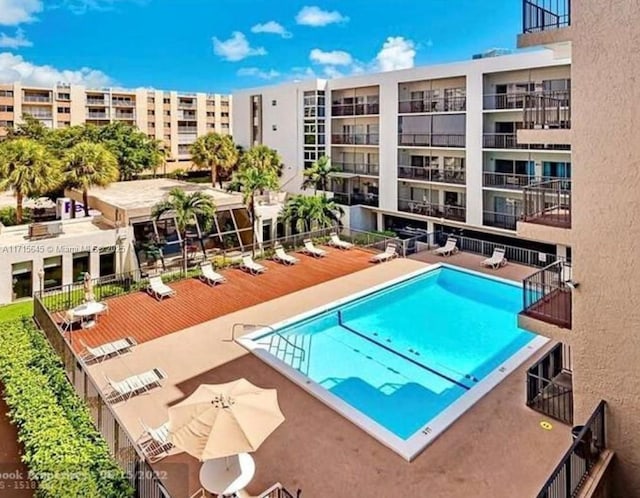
(168, 379), (285, 461)
(83, 272), (95, 302)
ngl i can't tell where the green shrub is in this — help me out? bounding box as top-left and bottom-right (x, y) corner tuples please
(0, 319), (133, 498)
(0, 206), (33, 226)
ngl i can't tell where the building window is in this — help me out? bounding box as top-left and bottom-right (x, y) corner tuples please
(72, 252), (90, 282)
(57, 107), (70, 113)
(57, 93), (70, 101)
(0, 90), (14, 97)
(57, 121), (70, 128)
(0, 120), (14, 127)
(148, 109), (155, 116)
(164, 110), (171, 116)
(0, 105), (14, 112)
(99, 249), (116, 277)
(221, 112), (229, 117)
(11, 261), (32, 300)
(163, 98), (170, 104)
(206, 112), (215, 117)
(43, 256), (63, 290)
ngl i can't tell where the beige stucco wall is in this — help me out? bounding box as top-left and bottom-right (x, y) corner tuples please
(571, 1), (640, 494)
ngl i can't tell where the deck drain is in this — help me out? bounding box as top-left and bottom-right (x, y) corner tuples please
(422, 427), (432, 435)
(498, 366), (506, 373)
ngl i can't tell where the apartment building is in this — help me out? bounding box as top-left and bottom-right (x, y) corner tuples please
(517, 0), (640, 495)
(233, 50), (572, 258)
(0, 83), (232, 171)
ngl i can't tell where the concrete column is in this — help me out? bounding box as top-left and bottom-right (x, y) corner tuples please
(465, 67), (484, 226)
(69, 85), (86, 126)
(89, 250), (100, 277)
(378, 79), (397, 213)
(61, 254), (74, 286)
(376, 212), (384, 231)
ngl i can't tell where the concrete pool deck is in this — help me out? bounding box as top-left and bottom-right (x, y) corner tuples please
(84, 256), (568, 498)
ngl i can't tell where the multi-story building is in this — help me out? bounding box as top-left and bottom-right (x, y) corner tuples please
(0, 83), (232, 171)
(233, 50), (572, 259)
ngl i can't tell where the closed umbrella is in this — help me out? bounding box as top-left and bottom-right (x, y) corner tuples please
(83, 272), (95, 302)
(168, 378), (285, 461)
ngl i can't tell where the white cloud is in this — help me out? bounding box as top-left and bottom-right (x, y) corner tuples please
(309, 48), (352, 66)
(213, 32), (266, 62)
(56, 0), (148, 15)
(295, 6), (348, 27)
(0, 52), (113, 87)
(375, 36), (416, 72)
(0, 0), (43, 26)
(237, 67), (281, 80)
(251, 21), (291, 39)
(0, 28), (32, 48)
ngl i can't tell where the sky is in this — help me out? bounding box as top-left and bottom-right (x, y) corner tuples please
(0, 0), (523, 93)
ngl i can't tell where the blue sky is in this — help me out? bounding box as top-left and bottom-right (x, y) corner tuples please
(0, 0), (522, 93)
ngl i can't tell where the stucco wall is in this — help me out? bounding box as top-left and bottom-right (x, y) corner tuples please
(572, 0), (640, 493)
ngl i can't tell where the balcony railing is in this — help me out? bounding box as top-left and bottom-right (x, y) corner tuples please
(332, 192), (379, 207)
(398, 199), (466, 222)
(178, 127), (198, 134)
(112, 99), (135, 107)
(23, 112), (53, 119)
(523, 90), (571, 129)
(23, 95), (52, 103)
(398, 95), (466, 113)
(399, 166), (466, 184)
(86, 112), (109, 119)
(331, 133), (379, 145)
(522, 259), (572, 329)
(526, 342), (573, 425)
(523, 179), (571, 228)
(483, 132), (570, 150)
(86, 99), (107, 105)
(523, 0), (571, 34)
(483, 172), (534, 189)
(483, 210), (521, 231)
(398, 133), (466, 148)
(536, 400), (606, 498)
(331, 102), (379, 116)
(483, 93), (528, 110)
(333, 162), (379, 176)
(178, 101), (197, 109)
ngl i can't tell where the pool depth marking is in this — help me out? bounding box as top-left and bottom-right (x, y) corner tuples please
(336, 311), (471, 390)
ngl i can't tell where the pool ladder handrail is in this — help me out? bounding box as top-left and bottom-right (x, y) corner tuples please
(230, 322), (307, 363)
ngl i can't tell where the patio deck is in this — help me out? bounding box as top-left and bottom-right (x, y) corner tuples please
(69, 246), (376, 348)
(81, 256), (568, 498)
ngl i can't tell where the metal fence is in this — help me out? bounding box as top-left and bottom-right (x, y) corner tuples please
(522, 260), (573, 328)
(523, 179), (572, 229)
(523, 90), (571, 130)
(523, 0), (571, 34)
(526, 342), (573, 425)
(537, 400), (606, 498)
(33, 296), (172, 498)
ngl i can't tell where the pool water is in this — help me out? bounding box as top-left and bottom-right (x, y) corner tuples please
(248, 267), (538, 442)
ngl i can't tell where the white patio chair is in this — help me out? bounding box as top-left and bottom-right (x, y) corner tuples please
(301, 239), (327, 258)
(328, 232), (354, 250)
(60, 310), (82, 332)
(433, 236), (459, 256)
(138, 419), (173, 462)
(482, 247), (508, 269)
(79, 337), (137, 363)
(104, 368), (167, 401)
(146, 276), (176, 300)
(240, 254), (267, 275)
(272, 244), (299, 265)
(199, 262), (226, 286)
(370, 243), (398, 263)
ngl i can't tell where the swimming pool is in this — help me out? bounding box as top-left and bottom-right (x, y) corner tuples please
(239, 264), (547, 460)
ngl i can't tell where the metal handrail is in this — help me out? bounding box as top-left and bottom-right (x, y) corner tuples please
(229, 323), (306, 362)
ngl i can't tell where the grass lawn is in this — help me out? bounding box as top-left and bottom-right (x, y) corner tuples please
(0, 300), (33, 323)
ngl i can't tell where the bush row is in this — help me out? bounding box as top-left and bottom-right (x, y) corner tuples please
(0, 319), (133, 498)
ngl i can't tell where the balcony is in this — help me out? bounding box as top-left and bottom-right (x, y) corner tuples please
(483, 172), (533, 190)
(23, 111), (53, 120)
(86, 98), (107, 106)
(398, 199), (466, 222)
(483, 210), (520, 231)
(331, 133), (379, 146)
(483, 93), (527, 110)
(523, 179), (571, 228)
(483, 133), (570, 151)
(178, 126), (198, 134)
(331, 102), (379, 116)
(522, 260), (572, 329)
(86, 112), (109, 119)
(111, 99), (135, 107)
(114, 111), (135, 120)
(519, 0), (572, 49)
(518, 89), (572, 146)
(398, 133), (466, 148)
(333, 162), (379, 176)
(178, 101), (197, 110)
(526, 342), (573, 424)
(23, 94), (52, 103)
(398, 96), (466, 114)
(332, 192), (379, 207)
(399, 166), (466, 185)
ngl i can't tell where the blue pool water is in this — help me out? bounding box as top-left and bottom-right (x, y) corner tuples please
(254, 267), (536, 440)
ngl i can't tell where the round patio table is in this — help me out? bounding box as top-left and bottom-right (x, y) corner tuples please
(199, 453), (255, 497)
(71, 301), (107, 329)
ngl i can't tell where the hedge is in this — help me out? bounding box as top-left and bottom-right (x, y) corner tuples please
(0, 319), (133, 498)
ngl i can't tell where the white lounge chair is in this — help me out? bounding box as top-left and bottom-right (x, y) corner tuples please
(80, 337), (137, 363)
(302, 239), (327, 258)
(328, 232), (354, 250)
(482, 247), (508, 269)
(236, 483), (289, 498)
(273, 244), (299, 265)
(370, 243), (398, 263)
(138, 419), (173, 462)
(60, 310), (82, 332)
(104, 368), (167, 401)
(146, 276), (176, 301)
(199, 262), (226, 285)
(433, 236), (459, 257)
(240, 254), (267, 275)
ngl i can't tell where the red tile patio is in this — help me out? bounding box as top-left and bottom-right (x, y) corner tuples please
(71, 247), (376, 348)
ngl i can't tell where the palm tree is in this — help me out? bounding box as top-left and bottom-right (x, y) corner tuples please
(283, 194), (344, 232)
(62, 142), (119, 217)
(302, 156), (337, 195)
(0, 138), (61, 224)
(151, 188), (216, 274)
(229, 165), (279, 255)
(190, 133), (239, 188)
(240, 144), (283, 177)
